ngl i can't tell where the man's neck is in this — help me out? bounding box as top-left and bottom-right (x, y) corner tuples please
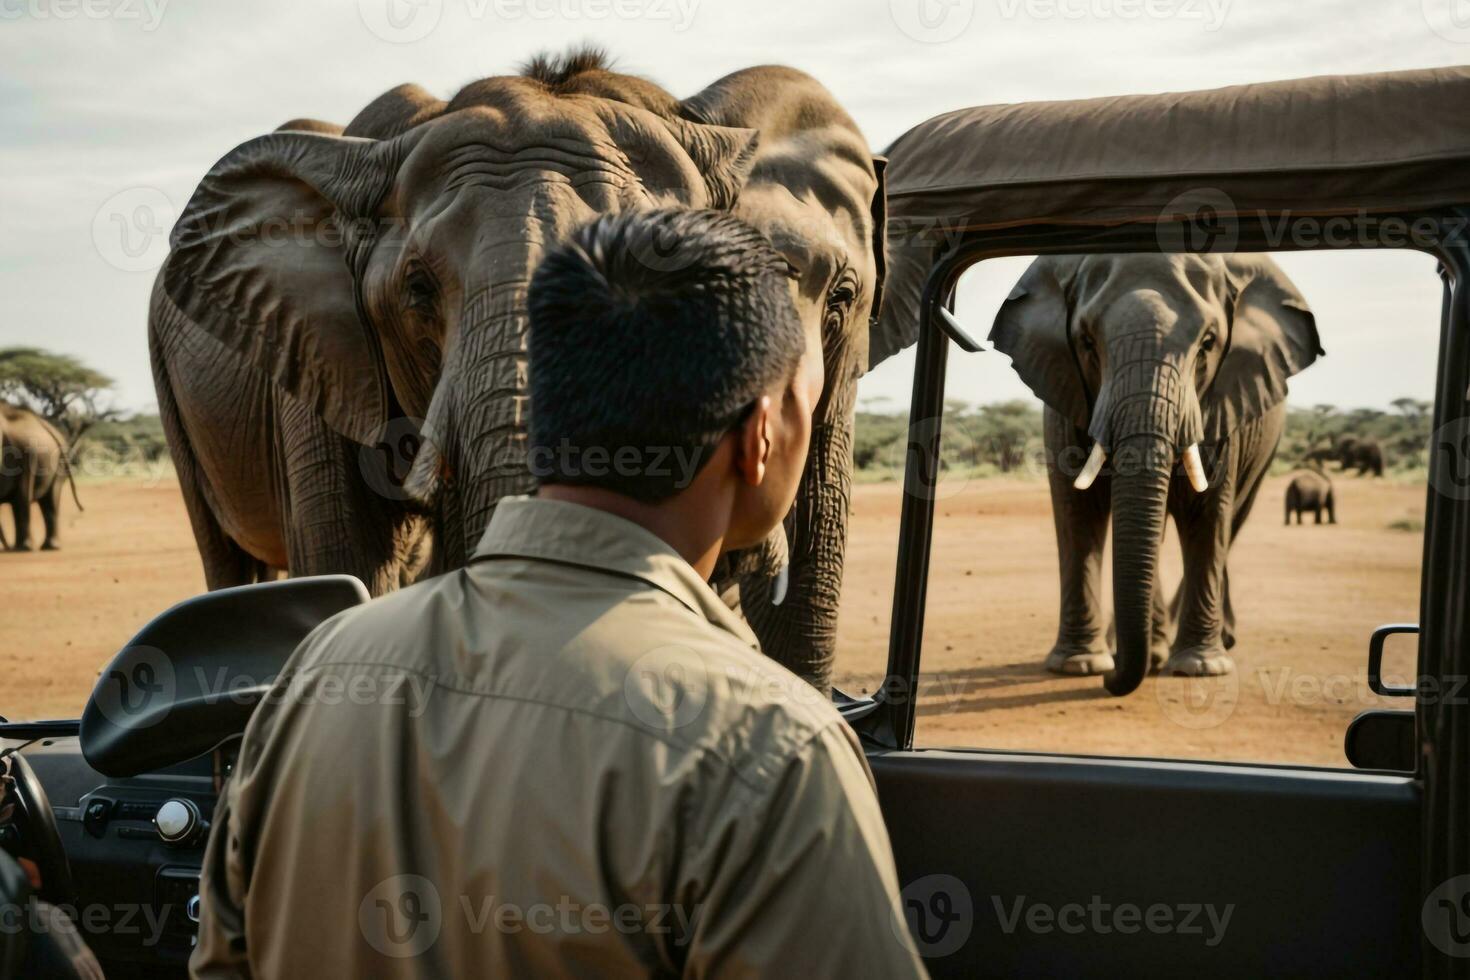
(536, 484), (729, 580)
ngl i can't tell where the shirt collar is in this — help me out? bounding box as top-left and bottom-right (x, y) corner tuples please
(471, 496), (761, 651)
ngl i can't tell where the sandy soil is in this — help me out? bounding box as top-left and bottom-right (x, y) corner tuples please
(2, 473), (1425, 767)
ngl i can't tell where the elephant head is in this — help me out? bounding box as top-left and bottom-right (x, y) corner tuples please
(991, 253), (1321, 695)
(155, 54), (883, 692)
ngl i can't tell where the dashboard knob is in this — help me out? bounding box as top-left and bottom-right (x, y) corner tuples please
(155, 798), (201, 844)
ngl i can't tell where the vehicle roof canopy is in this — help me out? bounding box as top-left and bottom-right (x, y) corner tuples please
(873, 65), (1470, 367)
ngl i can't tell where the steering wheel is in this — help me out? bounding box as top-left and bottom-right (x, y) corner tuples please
(0, 751), (75, 905)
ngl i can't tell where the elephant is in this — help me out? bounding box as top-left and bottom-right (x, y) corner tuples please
(1334, 435), (1385, 476)
(1284, 469), (1336, 525)
(990, 253), (1322, 696)
(150, 49), (885, 693)
(0, 404), (82, 551)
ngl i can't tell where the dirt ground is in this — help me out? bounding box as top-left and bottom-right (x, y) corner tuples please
(2, 473), (1425, 768)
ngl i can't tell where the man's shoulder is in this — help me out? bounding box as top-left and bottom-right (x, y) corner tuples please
(610, 618), (848, 790)
(288, 570), (466, 671)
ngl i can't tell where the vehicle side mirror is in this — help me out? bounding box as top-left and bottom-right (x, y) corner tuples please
(1367, 623), (1419, 697)
(1344, 710), (1416, 771)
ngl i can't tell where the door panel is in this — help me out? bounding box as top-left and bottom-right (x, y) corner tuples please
(870, 750), (1419, 978)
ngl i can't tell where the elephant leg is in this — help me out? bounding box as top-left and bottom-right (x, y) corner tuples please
(1043, 411), (1114, 675)
(152, 335), (258, 589)
(11, 495), (32, 551)
(1166, 481), (1235, 677)
(38, 482), (60, 550)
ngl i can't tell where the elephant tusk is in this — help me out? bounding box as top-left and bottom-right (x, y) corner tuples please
(1073, 443), (1106, 490)
(1182, 443), (1209, 492)
(770, 561), (789, 607)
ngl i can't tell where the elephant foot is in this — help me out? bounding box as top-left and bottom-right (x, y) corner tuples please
(12, 544), (31, 553)
(1150, 646), (1169, 673)
(1045, 647), (1115, 676)
(1162, 646), (1234, 677)
(40, 541), (59, 552)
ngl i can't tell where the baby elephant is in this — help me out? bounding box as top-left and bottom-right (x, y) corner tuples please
(1284, 470), (1336, 525)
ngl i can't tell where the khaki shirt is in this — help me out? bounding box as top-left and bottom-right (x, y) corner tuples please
(192, 496), (927, 978)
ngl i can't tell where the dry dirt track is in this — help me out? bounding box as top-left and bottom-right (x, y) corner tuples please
(2, 474), (1425, 768)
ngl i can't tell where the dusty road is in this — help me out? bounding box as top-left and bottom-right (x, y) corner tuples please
(2, 473), (1424, 767)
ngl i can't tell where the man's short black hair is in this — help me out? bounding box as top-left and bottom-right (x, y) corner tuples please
(526, 208), (806, 502)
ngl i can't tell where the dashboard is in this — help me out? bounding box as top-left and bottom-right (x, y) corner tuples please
(7, 733), (225, 978)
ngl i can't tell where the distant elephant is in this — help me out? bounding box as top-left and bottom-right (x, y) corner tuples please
(991, 253), (1322, 696)
(150, 50), (885, 692)
(1335, 435), (1385, 476)
(1284, 470), (1335, 525)
(0, 404), (83, 551)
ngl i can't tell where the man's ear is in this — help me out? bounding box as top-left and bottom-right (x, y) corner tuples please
(736, 395), (774, 486)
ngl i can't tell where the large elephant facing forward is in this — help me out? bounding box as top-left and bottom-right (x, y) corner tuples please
(151, 50), (884, 691)
(0, 404), (81, 551)
(991, 253), (1322, 696)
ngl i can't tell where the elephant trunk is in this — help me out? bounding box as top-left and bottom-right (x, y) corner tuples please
(1101, 371), (1182, 697)
(407, 265), (540, 571)
(740, 409), (853, 696)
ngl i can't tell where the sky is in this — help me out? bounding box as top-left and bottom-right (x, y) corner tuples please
(2, 0), (1466, 414)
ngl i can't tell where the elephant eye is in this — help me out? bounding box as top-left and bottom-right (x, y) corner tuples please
(1078, 332), (1096, 353)
(403, 267), (439, 315)
(1200, 332), (1218, 353)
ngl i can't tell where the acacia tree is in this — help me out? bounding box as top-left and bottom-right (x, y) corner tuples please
(0, 347), (117, 441)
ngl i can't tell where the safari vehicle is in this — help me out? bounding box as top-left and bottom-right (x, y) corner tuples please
(2, 65), (1469, 978)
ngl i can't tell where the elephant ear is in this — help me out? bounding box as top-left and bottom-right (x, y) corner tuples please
(1202, 255), (1324, 445)
(658, 117), (760, 210)
(867, 155), (889, 331)
(988, 256), (1091, 431)
(159, 131), (403, 445)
